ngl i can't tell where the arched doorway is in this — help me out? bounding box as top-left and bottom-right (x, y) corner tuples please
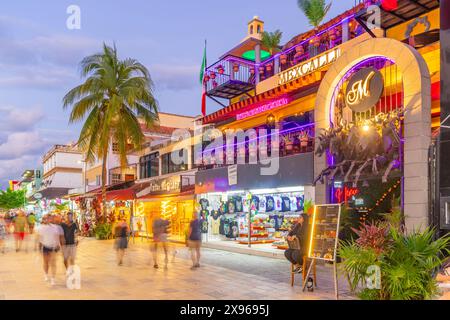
(314, 37), (431, 231)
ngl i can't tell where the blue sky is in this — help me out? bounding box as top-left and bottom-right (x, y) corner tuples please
(0, 0), (356, 189)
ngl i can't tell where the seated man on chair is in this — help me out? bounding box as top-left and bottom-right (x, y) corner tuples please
(284, 213), (309, 273)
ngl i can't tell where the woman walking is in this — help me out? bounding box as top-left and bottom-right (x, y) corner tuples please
(114, 218), (129, 266)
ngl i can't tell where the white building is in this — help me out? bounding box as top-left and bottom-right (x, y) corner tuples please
(40, 143), (83, 200)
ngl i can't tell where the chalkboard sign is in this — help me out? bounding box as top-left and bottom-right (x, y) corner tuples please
(307, 204), (341, 262)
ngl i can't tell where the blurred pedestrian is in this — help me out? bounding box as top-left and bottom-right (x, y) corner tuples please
(61, 212), (79, 269)
(188, 211), (202, 269)
(13, 210), (28, 252)
(4, 211), (12, 233)
(27, 212), (37, 234)
(0, 215), (7, 254)
(152, 213), (169, 269)
(114, 218), (129, 266)
(38, 215), (64, 286)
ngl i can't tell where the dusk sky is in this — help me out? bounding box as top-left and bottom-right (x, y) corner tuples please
(0, 0), (356, 189)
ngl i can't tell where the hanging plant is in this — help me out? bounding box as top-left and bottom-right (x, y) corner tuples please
(203, 74), (210, 83)
(313, 36), (321, 48)
(295, 45), (304, 55)
(210, 71), (216, 79)
(329, 28), (337, 41)
(265, 62), (273, 72)
(280, 54), (287, 65)
(258, 66), (265, 74)
(233, 63), (240, 73)
(249, 67), (255, 75)
(217, 65), (225, 74)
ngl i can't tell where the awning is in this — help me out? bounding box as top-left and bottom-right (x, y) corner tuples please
(105, 188), (135, 202)
(136, 189), (195, 201)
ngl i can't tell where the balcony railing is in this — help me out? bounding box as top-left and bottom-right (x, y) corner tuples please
(198, 124), (315, 171)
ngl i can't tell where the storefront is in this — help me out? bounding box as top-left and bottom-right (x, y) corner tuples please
(135, 173), (196, 243)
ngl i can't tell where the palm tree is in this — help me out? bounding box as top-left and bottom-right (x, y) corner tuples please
(297, 0), (332, 28)
(63, 44), (159, 220)
(261, 30), (283, 55)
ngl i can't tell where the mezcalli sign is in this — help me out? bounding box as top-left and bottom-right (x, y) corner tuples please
(278, 48), (341, 85)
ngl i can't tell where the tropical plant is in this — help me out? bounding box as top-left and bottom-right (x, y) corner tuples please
(351, 222), (391, 255)
(297, 0), (332, 28)
(0, 188), (26, 210)
(94, 223), (113, 240)
(63, 44), (159, 221)
(261, 30), (283, 55)
(339, 225), (450, 300)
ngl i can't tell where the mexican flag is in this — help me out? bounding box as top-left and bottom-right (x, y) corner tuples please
(200, 41), (207, 117)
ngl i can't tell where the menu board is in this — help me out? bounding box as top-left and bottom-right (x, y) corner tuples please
(308, 204), (341, 262)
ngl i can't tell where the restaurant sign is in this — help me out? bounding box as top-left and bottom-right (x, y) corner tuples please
(236, 97), (291, 120)
(137, 175), (181, 197)
(345, 67), (384, 113)
(278, 48), (341, 86)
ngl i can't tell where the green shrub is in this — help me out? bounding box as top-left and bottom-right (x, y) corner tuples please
(94, 223), (112, 240)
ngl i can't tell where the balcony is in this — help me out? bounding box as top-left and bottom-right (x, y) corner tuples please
(198, 123), (315, 171)
(205, 56), (256, 99)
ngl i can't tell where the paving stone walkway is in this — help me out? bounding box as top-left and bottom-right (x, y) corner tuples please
(0, 235), (354, 300)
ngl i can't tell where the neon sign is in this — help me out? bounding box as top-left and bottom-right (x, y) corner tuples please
(236, 97), (290, 121)
(278, 48), (340, 85)
(335, 187), (359, 203)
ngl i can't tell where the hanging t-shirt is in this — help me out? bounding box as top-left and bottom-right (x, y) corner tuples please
(210, 216), (221, 235)
(223, 219), (231, 238)
(290, 197), (298, 212)
(251, 196), (260, 211)
(200, 218), (208, 234)
(259, 197), (267, 213)
(297, 196), (305, 212)
(219, 202), (228, 215)
(228, 198), (237, 214)
(235, 196), (243, 213)
(265, 196), (275, 212)
(281, 197), (291, 212)
(269, 214), (283, 230)
(199, 199), (209, 211)
(219, 217), (226, 235)
(274, 196), (283, 211)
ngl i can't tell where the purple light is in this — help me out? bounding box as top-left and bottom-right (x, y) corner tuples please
(236, 97), (291, 121)
(202, 123), (315, 154)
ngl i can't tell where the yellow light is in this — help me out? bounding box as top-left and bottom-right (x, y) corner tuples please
(308, 205), (317, 258)
(362, 124), (370, 132)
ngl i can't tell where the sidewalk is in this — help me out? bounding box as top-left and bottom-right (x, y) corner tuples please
(0, 235), (354, 300)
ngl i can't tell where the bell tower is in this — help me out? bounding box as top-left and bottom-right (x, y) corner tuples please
(247, 16), (264, 40)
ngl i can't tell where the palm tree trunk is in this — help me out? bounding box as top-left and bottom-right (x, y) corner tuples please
(101, 148), (108, 224)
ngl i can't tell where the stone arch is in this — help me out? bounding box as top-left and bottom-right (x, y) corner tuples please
(314, 37), (431, 231)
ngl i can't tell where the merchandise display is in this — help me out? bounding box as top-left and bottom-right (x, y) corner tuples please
(197, 187), (310, 248)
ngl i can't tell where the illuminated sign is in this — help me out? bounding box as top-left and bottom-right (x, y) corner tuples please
(236, 97), (290, 121)
(278, 48), (341, 85)
(335, 187), (359, 203)
(137, 176), (181, 197)
(345, 67), (384, 113)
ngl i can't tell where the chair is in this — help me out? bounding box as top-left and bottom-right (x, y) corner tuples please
(287, 237), (317, 287)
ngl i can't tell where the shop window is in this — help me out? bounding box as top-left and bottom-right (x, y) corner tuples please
(162, 151), (188, 175)
(140, 152), (159, 179)
(96, 175), (101, 186)
(111, 174), (122, 184)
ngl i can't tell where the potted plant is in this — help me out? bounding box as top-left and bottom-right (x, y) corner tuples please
(94, 223), (113, 240)
(233, 63), (240, 73)
(217, 65), (225, 74)
(284, 135), (294, 152)
(210, 71), (216, 79)
(265, 62), (273, 72)
(203, 74), (210, 83)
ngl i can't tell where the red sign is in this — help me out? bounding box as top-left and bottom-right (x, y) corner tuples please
(381, 0), (398, 11)
(335, 187), (359, 203)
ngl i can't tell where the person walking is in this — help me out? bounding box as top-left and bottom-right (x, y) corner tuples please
(0, 215), (7, 254)
(152, 213), (169, 269)
(188, 211), (202, 269)
(13, 210), (28, 252)
(114, 218), (129, 266)
(38, 215), (64, 286)
(61, 212), (79, 269)
(27, 212), (37, 235)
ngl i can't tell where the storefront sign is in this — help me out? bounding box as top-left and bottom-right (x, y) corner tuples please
(236, 97), (290, 121)
(137, 176), (181, 197)
(278, 48), (341, 86)
(335, 187), (359, 204)
(345, 67), (384, 113)
(228, 165), (238, 186)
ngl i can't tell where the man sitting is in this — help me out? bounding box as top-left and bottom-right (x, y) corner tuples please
(284, 214), (309, 273)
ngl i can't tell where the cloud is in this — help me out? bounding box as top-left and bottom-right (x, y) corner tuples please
(0, 131), (48, 161)
(150, 64), (198, 91)
(0, 106), (45, 132)
(0, 154), (42, 189)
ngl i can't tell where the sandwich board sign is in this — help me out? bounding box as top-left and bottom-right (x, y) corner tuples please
(303, 203), (342, 299)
